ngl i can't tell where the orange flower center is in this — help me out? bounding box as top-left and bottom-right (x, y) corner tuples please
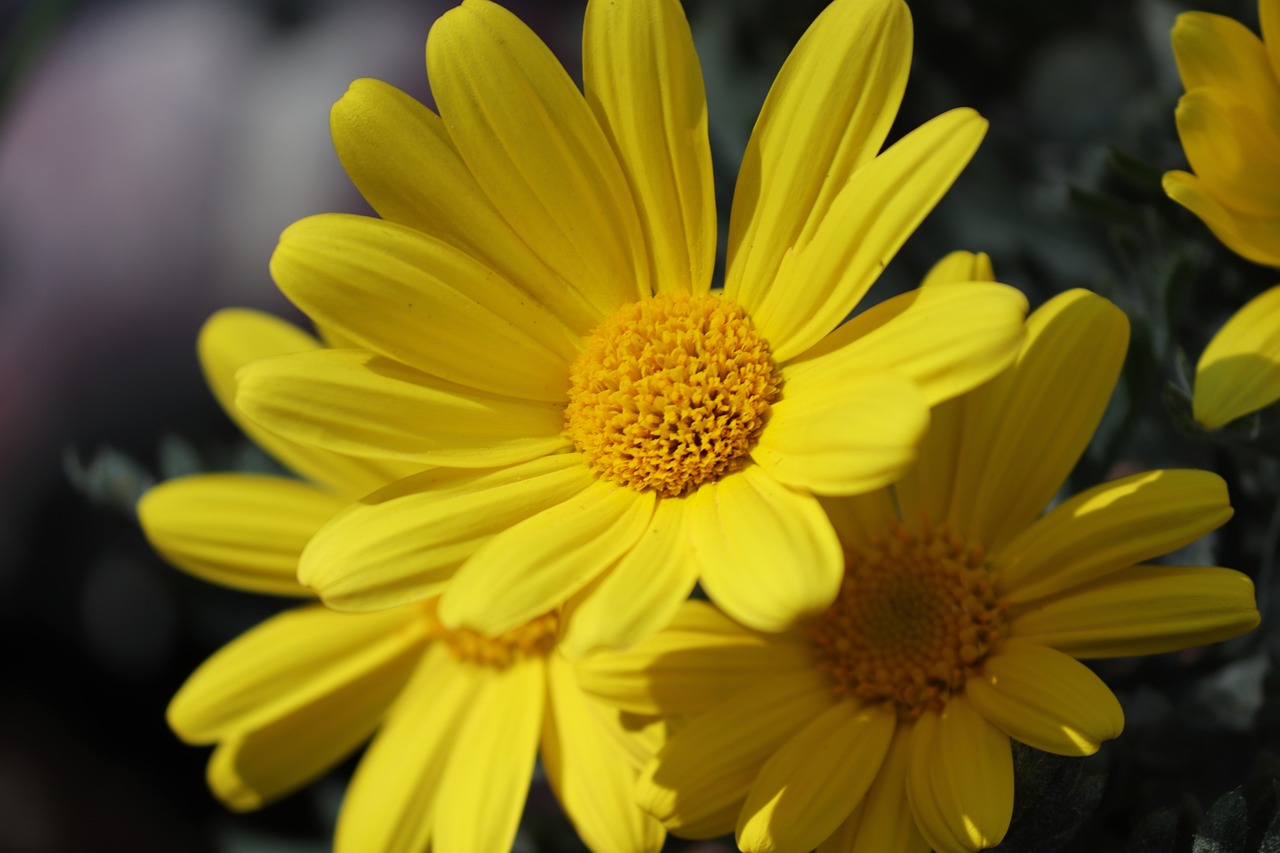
(808, 519), (1009, 719)
(564, 293), (781, 498)
(425, 603), (558, 669)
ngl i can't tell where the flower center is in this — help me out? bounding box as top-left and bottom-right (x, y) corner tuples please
(564, 293), (781, 498)
(425, 603), (558, 669)
(807, 519), (1009, 719)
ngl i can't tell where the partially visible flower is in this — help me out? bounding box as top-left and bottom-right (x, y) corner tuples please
(235, 0), (1028, 657)
(577, 259), (1259, 853)
(1194, 283), (1280, 428)
(138, 309), (663, 853)
(1163, 0), (1280, 266)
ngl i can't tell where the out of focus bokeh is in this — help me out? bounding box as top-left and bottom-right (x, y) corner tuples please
(1, 0), (1276, 850)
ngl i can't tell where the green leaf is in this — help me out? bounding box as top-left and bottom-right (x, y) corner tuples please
(1193, 788), (1248, 853)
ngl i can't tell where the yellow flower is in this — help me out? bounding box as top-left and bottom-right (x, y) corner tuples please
(234, 0), (1028, 657)
(577, 260), (1260, 853)
(1163, 0), (1280, 266)
(1194, 283), (1280, 428)
(138, 309), (665, 853)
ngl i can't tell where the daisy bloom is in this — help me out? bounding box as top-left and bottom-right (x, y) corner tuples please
(1194, 283), (1280, 428)
(1163, 0), (1280, 266)
(138, 309), (665, 853)
(577, 268), (1260, 853)
(234, 0), (1028, 657)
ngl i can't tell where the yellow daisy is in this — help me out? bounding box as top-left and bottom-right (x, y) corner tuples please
(1163, 0), (1280, 266)
(1194, 283), (1280, 428)
(233, 0), (1028, 657)
(576, 262), (1260, 853)
(139, 309), (665, 853)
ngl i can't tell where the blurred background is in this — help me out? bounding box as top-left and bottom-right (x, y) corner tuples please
(0, 0), (1276, 850)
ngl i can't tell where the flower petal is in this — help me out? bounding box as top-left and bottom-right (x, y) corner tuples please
(439, 479), (656, 635)
(725, 0), (911, 309)
(1264, 0), (1280, 81)
(638, 670), (836, 839)
(434, 658), (545, 853)
(919, 250), (995, 288)
(966, 641), (1123, 757)
(199, 309), (415, 496)
(1175, 87), (1280, 218)
(334, 645), (481, 853)
(236, 349), (568, 468)
(786, 281), (1028, 407)
(583, 0), (714, 295)
(1172, 11), (1280, 111)
(745, 108), (988, 361)
(1011, 565), (1260, 658)
(300, 456), (595, 611)
(752, 366), (929, 496)
(139, 474), (341, 597)
(330, 78), (601, 333)
(737, 701), (896, 853)
(1163, 170), (1280, 267)
(558, 496), (700, 658)
(819, 488), (899, 547)
(543, 654), (666, 853)
(692, 466), (844, 632)
(575, 600), (817, 716)
(428, 0), (648, 310)
(270, 213), (577, 402)
(818, 724), (930, 853)
(1195, 284), (1280, 428)
(168, 604), (425, 744)
(997, 469), (1233, 603)
(947, 289), (1129, 551)
(906, 697), (1013, 853)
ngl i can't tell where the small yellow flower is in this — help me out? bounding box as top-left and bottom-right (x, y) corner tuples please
(235, 0), (1028, 656)
(1163, 0), (1280, 266)
(1194, 283), (1280, 428)
(139, 310), (664, 853)
(578, 260), (1260, 853)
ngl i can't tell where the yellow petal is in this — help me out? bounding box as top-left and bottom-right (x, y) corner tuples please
(745, 108), (988, 361)
(919, 250), (996, 287)
(786, 281), (1028, 407)
(334, 645), (481, 853)
(965, 641), (1123, 757)
(725, 0), (911, 309)
(168, 604), (425, 744)
(947, 289), (1129, 551)
(270, 213), (577, 402)
(236, 349), (568, 468)
(1175, 87), (1280, 218)
(692, 466), (844, 632)
(1163, 169), (1280, 267)
(894, 395), (965, 527)
(998, 469), (1233, 603)
(1264, 0), (1280, 81)
(139, 474), (340, 597)
(543, 655), (666, 853)
(1172, 11), (1280, 111)
(819, 488), (899, 547)
(434, 659), (545, 853)
(428, 0), (649, 310)
(752, 366), (929, 496)
(330, 78), (600, 334)
(1011, 565), (1260, 658)
(906, 697), (1013, 853)
(558, 496), (699, 658)
(737, 701), (896, 853)
(819, 725), (930, 853)
(638, 670), (836, 839)
(300, 455), (595, 610)
(439, 479), (656, 635)
(1195, 284), (1280, 428)
(575, 600), (816, 716)
(198, 309), (414, 497)
(583, 0), (714, 295)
